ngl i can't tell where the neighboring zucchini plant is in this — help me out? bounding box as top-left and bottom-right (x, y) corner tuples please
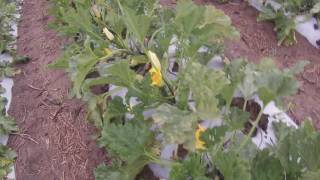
(49, 0), (319, 179)
(0, 0), (20, 178)
(258, 0), (320, 46)
(0, 0), (16, 54)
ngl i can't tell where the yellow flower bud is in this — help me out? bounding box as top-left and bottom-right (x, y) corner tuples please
(91, 5), (101, 18)
(103, 27), (114, 41)
(147, 51), (161, 71)
(195, 125), (206, 150)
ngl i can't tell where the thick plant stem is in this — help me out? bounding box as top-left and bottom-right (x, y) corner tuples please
(163, 77), (175, 98)
(99, 49), (129, 61)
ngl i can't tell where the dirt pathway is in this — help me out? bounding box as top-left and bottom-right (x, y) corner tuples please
(7, 0), (105, 180)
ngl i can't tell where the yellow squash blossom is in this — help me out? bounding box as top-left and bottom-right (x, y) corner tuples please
(149, 67), (163, 87)
(195, 125), (206, 150)
(103, 27), (114, 41)
(147, 51), (163, 87)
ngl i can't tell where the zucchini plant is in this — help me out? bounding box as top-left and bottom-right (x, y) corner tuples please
(0, 0), (20, 178)
(49, 0), (319, 179)
(257, 0), (320, 46)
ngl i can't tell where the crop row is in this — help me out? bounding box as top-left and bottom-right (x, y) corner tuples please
(48, 0), (320, 179)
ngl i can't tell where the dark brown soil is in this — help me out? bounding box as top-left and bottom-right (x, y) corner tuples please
(7, 0), (106, 180)
(136, 166), (159, 180)
(231, 97), (269, 137)
(6, 0), (320, 180)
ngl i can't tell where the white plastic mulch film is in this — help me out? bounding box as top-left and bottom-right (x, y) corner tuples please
(0, 0), (21, 179)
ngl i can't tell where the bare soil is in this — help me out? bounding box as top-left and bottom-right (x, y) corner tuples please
(6, 0), (320, 180)
(7, 0), (106, 180)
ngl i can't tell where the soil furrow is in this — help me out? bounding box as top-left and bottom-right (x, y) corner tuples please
(8, 0), (105, 180)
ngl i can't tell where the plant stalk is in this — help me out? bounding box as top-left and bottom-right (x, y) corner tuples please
(237, 107), (264, 153)
(243, 98), (248, 111)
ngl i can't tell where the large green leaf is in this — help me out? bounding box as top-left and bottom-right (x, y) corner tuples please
(255, 58), (305, 105)
(98, 120), (154, 164)
(226, 107), (250, 130)
(201, 125), (228, 149)
(0, 115), (17, 135)
(251, 149), (284, 180)
(125, 74), (164, 107)
(69, 54), (99, 98)
(173, 0), (239, 59)
(274, 121), (320, 178)
(213, 150), (251, 180)
(238, 65), (258, 100)
(96, 120), (157, 179)
(120, 5), (152, 45)
(98, 60), (136, 88)
(104, 96), (128, 123)
(200, 5), (240, 40)
(179, 62), (229, 120)
(174, 0), (204, 34)
(170, 153), (209, 180)
(152, 103), (198, 149)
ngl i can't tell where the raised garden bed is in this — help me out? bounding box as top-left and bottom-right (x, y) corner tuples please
(2, 0), (320, 179)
